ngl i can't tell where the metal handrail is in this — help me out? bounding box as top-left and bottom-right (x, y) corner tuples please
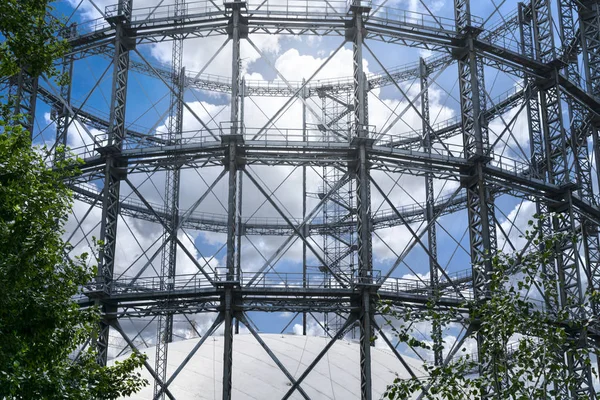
(85, 270), (474, 303)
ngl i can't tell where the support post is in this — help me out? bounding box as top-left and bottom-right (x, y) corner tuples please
(579, 2), (600, 379)
(579, 0), (600, 320)
(54, 23), (76, 160)
(96, 0), (133, 366)
(559, 2), (600, 336)
(420, 57), (442, 367)
(518, 0), (555, 325)
(532, 0), (594, 396)
(454, 0), (499, 396)
(234, 77), (245, 336)
(221, 2), (246, 398)
(154, 1), (184, 397)
(237, 79), (245, 282)
(350, 2), (373, 399)
(222, 285), (234, 400)
(302, 78), (308, 336)
(10, 70), (39, 137)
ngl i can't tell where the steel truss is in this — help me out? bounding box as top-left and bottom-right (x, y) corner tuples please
(9, 71), (38, 136)
(154, 0), (185, 397)
(10, 0), (600, 398)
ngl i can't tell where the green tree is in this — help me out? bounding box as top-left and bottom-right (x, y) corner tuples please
(1, 1), (148, 398)
(0, 122), (148, 399)
(0, 0), (68, 78)
(381, 215), (599, 399)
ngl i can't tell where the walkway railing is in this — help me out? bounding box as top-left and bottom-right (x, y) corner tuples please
(64, 0), (572, 80)
(83, 269), (474, 302)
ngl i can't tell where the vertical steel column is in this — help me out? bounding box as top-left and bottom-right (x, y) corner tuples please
(10, 70), (39, 136)
(581, 1), (600, 100)
(419, 57), (442, 367)
(240, 77), (245, 133)
(350, 2), (373, 399)
(558, 2), (600, 328)
(234, 170), (243, 336)
(235, 78), (245, 335)
(532, 0), (594, 397)
(320, 89), (353, 334)
(225, 2), (242, 279)
(518, 2), (555, 311)
(54, 24), (76, 159)
(320, 89), (333, 335)
(519, 19), (573, 396)
(518, 4), (545, 181)
(531, 2), (566, 321)
(454, 0), (498, 396)
(351, 6), (371, 277)
(237, 79), (245, 273)
(579, 0), (600, 318)
(454, 2), (496, 283)
(302, 79), (308, 336)
(222, 2), (245, 398)
(97, 0), (133, 366)
(578, 0), (600, 388)
(154, 1), (184, 397)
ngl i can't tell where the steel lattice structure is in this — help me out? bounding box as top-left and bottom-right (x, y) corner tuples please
(6, 0), (600, 398)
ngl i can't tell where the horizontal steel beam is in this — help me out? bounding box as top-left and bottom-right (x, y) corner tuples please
(62, 4), (600, 117)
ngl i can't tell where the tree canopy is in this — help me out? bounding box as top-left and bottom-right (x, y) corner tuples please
(0, 1), (148, 398)
(0, 123), (147, 399)
(382, 216), (599, 399)
(0, 0), (68, 79)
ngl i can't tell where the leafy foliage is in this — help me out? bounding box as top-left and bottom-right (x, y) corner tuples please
(0, 0), (148, 397)
(0, 121), (148, 399)
(0, 0), (69, 79)
(381, 215), (599, 399)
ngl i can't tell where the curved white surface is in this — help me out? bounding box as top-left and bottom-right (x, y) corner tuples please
(122, 334), (423, 399)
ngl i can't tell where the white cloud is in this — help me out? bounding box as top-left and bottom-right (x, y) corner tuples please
(496, 200), (536, 253)
(293, 319), (325, 336)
